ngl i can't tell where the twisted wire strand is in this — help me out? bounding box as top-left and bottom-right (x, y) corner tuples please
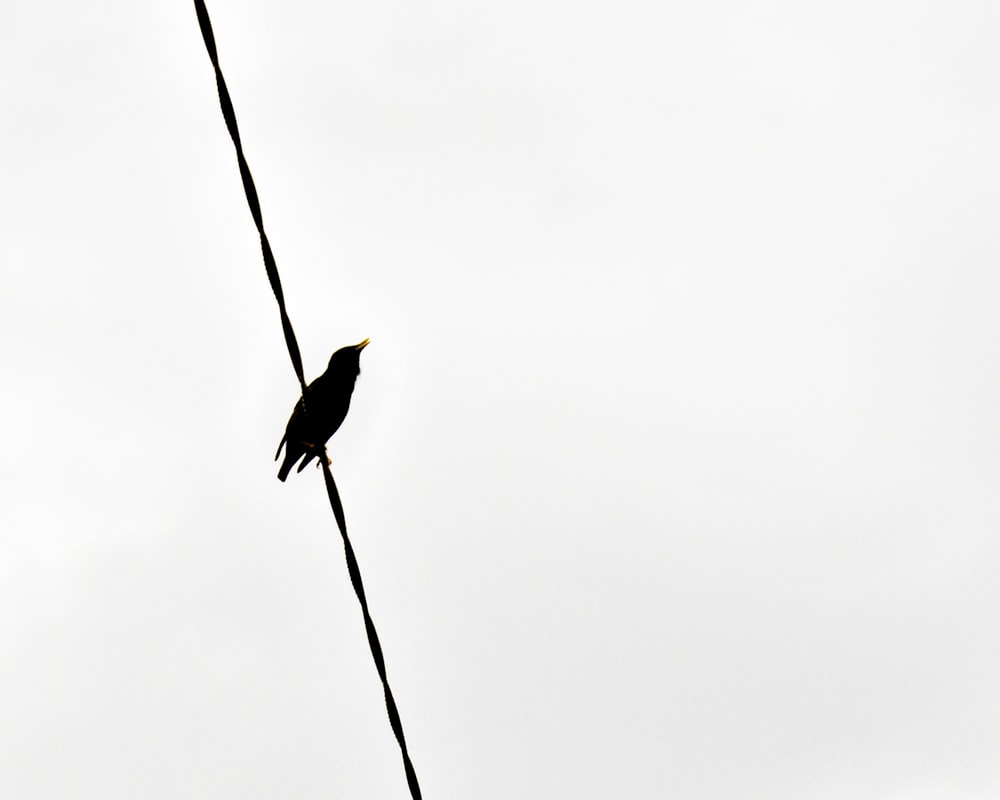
(192, 4), (422, 796)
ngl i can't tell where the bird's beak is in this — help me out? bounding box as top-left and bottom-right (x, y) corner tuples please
(355, 338), (371, 351)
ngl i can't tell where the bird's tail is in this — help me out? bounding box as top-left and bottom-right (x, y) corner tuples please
(277, 453), (295, 482)
(276, 437), (299, 482)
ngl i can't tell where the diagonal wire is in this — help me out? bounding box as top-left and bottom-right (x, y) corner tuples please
(192, 0), (308, 397)
(192, 3), (422, 797)
(320, 460), (423, 800)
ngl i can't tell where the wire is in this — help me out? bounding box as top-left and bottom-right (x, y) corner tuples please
(192, 3), (422, 797)
(192, 0), (307, 398)
(321, 462), (423, 799)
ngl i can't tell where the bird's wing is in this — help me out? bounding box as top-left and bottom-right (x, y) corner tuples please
(275, 396), (307, 460)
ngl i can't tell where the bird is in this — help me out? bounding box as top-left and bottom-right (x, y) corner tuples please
(275, 338), (370, 481)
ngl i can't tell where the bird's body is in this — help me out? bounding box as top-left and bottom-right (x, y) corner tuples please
(275, 338), (369, 481)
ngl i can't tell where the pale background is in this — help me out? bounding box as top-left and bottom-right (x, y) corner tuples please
(2, 1), (999, 798)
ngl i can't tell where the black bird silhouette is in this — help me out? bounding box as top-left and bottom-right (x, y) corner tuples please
(275, 338), (370, 481)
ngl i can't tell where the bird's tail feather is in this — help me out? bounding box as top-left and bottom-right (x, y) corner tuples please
(277, 452), (296, 482)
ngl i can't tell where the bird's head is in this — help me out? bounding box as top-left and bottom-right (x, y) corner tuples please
(327, 337), (370, 377)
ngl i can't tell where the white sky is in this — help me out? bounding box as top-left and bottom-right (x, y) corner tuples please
(2, 1), (1000, 798)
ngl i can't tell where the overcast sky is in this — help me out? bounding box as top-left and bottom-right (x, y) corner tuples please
(3, 1), (1000, 798)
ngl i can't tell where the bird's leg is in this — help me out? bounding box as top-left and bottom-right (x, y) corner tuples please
(299, 440), (322, 464)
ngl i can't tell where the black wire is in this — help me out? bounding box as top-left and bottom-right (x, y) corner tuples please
(192, 3), (422, 797)
(192, 0), (308, 398)
(321, 460), (423, 799)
